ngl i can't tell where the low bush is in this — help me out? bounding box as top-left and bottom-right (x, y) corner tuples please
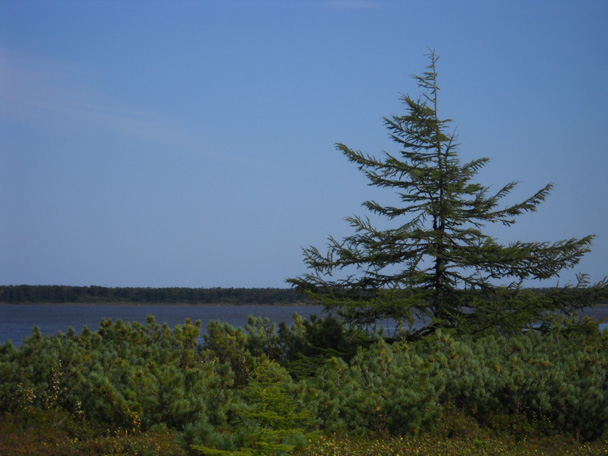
(307, 325), (608, 439)
(1, 313), (606, 454)
(0, 317), (238, 433)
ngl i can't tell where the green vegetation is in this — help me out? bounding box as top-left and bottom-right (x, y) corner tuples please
(1, 314), (607, 455)
(288, 51), (606, 338)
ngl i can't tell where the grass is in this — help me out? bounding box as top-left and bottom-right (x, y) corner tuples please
(1, 409), (606, 456)
(299, 433), (607, 456)
(0, 411), (184, 456)
(2, 428), (604, 456)
(298, 408), (608, 456)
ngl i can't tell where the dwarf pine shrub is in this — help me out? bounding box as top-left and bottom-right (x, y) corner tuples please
(308, 338), (446, 435)
(307, 325), (608, 440)
(0, 317), (238, 432)
(1, 313), (606, 451)
(186, 357), (317, 455)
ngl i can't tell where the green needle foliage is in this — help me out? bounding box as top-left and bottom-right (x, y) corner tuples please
(1, 314), (607, 454)
(0, 317), (236, 432)
(308, 321), (608, 440)
(288, 51), (604, 337)
(189, 357), (316, 455)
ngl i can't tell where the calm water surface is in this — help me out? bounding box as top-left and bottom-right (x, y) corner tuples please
(1, 304), (606, 346)
(0, 304), (325, 346)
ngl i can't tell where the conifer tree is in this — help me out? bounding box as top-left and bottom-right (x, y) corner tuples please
(288, 51), (604, 337)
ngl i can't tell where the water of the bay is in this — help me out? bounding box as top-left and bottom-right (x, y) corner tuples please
(0, 304), (326, 346)
(1, 304), (606, 346)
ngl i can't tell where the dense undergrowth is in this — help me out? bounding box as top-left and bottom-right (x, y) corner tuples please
(1, 313), (607, 455)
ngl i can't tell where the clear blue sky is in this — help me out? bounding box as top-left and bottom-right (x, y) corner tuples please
(1, 0), (606, 288)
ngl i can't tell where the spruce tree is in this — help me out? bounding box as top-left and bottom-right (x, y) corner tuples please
(288, 51), (605, 337)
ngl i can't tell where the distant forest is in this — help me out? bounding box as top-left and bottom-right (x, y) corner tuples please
(0, 285), (311, 305)
(1, 285), (605, 306)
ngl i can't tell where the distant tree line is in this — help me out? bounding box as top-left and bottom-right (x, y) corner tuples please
(1, 284), (603, 308)
(0, 285), (311, 305)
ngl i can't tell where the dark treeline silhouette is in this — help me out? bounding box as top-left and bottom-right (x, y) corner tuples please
(0, 285), (310, 305)
(1, 285), (604, 307)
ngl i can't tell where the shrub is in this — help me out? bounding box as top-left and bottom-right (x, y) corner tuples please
(307, 326), (608, 440)
(308, 338), (445, 435)
(182, 357), (317, 455)
(2, 312), (606, 453)
(0, 317), (237, 432)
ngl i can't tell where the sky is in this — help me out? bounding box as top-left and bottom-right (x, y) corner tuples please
(1, 0), (607, 289)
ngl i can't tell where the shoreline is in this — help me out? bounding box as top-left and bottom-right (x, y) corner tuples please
(0, 301), (315, 307)
(1, 301), (605, 307)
